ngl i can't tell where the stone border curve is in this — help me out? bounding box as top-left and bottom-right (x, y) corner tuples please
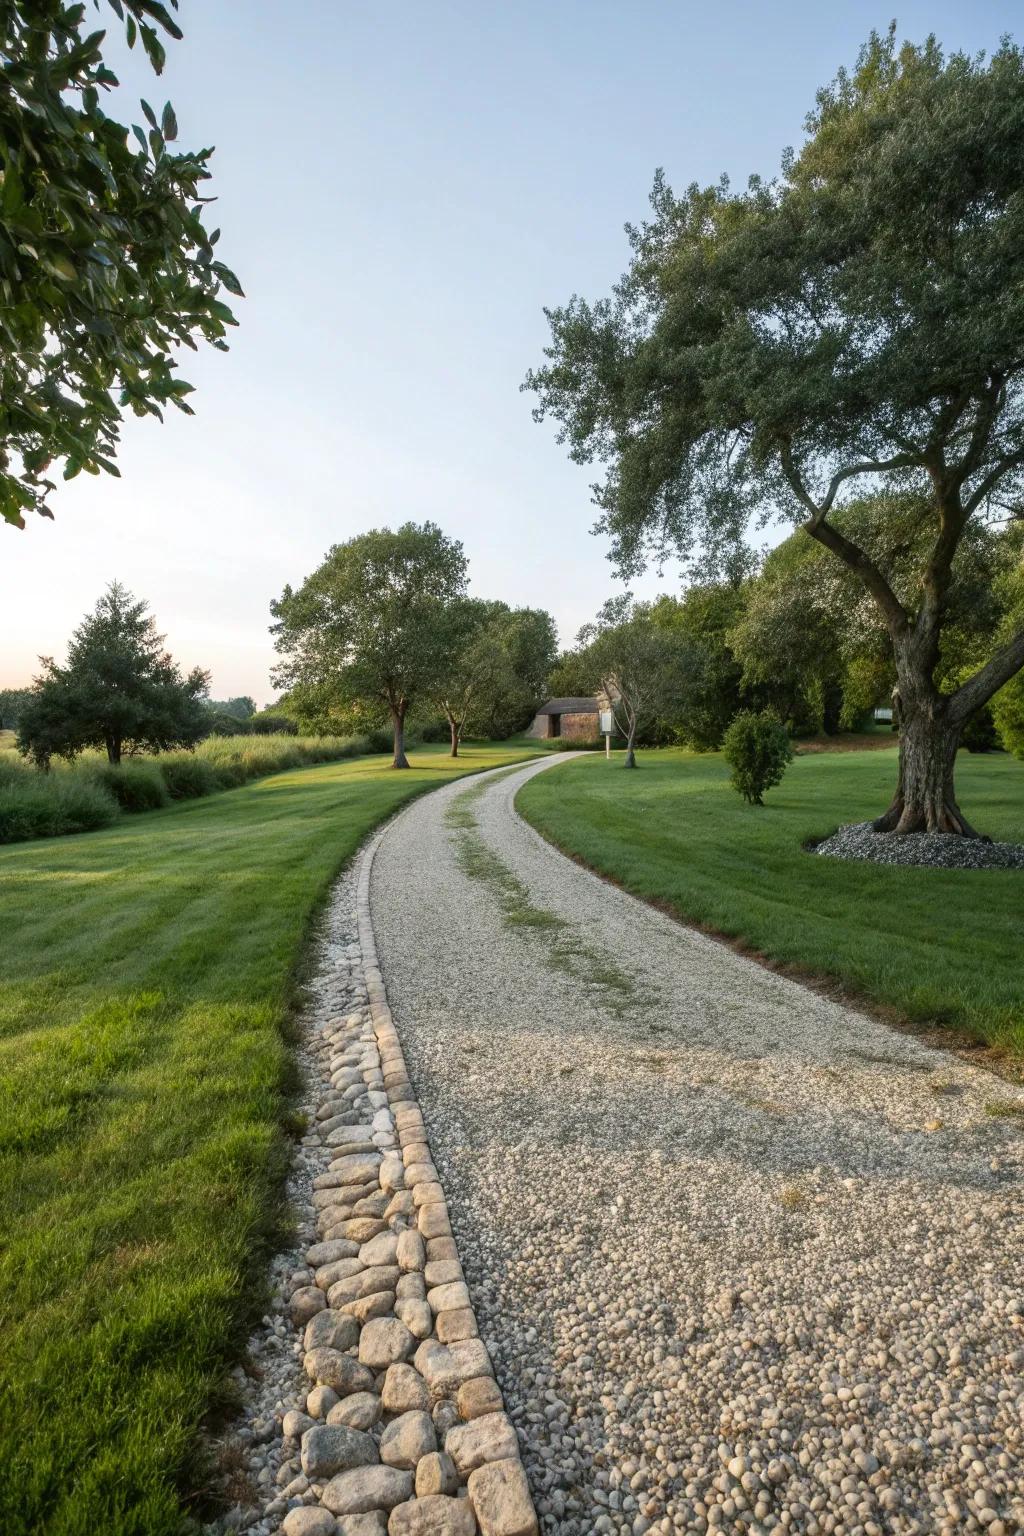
(278, 816), (541, 1536)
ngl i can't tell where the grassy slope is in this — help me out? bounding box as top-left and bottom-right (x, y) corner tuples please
(0, 743), (535, 1536)
(517, 748), (1024, 1055)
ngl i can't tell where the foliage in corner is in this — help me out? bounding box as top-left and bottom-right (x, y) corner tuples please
(0, 0), (242, 529)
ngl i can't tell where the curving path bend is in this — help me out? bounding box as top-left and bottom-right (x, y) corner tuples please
(370, 755), (1024, 1536)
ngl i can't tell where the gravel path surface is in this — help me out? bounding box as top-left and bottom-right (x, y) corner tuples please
(370, 756), (1024, 1536)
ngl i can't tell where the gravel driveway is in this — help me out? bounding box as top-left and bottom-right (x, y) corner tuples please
(370, 756), (1024, 1536)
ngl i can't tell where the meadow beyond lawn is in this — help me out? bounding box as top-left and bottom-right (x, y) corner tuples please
(517, 747), (1024, 1056)
(0, 742), (536, 1536)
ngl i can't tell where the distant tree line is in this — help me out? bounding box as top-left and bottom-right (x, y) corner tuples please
(9, 542), (562, 776)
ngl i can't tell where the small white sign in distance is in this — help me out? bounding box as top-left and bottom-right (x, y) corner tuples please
(599, 710), (613, 735)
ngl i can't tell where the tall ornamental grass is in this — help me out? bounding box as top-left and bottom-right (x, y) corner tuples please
(0, 758), (118, 841)
(0, 734), (372, 843)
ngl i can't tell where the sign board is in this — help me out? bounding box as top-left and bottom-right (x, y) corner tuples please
(599, 710), (613, 735)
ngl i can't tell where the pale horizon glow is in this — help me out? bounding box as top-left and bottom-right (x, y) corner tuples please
(2, 0), (1015, 703)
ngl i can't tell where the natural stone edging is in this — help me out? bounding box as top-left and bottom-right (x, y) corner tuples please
(349, 823), (540, 1534)
(246, 821), (541, 1536)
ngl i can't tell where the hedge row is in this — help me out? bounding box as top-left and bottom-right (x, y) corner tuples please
(0, 734), (376, 844)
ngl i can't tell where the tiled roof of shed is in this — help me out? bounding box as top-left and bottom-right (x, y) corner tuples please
(536, 697), (599, 715)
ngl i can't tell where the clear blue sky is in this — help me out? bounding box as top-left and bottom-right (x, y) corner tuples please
(3, 0), (1018, 700)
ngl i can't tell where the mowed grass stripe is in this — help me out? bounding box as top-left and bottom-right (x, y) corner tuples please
(0, 743), (536, 1536)
(516, 747), (1024, 1053)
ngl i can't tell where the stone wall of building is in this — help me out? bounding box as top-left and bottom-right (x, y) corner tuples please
(559, 712), (599, 741)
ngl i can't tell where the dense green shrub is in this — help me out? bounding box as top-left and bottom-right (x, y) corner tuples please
(993, 673), (1024, 760)
(722, 710), (794, 805)
(86, 759), (171, 812)
(249, 712), (298, 735)
(365, 727), (394, 754)
(364, 727), (423, 755)
(411, 717), (450, 744)
(156, 753), (222, 800)
(203, 710), (253, 737)
(0, 773), (118, 843)
(961, 705), (1000, 753)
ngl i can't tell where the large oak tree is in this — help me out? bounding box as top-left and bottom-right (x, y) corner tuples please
(271, 522), (467, 769)
(527, 29), (1024, 836)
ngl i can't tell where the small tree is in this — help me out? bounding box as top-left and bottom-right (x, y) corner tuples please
(17, 583), (209, 766)
(649, 585), (750, 750)
(528, 30), (1024, 835)
(0, 1), (241, 529)
(722, 711), (793, 805)
(271, 523), (467, 769)
(435, 599), (506, 757)
(480, 606), (559, 738)
(579, 596), (682, 767)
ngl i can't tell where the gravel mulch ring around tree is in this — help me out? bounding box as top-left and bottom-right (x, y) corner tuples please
(370, 756), (1024, 1536)
(814, 820), (1024, 871)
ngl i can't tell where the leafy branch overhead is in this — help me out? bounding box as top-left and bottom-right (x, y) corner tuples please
(0, 0), (243, 528)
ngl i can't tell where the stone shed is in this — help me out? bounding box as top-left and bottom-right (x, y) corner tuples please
(527, 696), (603, 742)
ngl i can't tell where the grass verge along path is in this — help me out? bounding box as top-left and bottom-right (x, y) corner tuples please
(0, 743), (535, 1536)
(516, 748), (1024, 1056)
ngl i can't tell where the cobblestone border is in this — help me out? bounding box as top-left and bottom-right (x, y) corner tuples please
(226, 825), (540, 1536)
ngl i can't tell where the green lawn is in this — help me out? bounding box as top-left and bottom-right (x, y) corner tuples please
(0, 742), (536, 1536)
(517, 747), (1024, 1056)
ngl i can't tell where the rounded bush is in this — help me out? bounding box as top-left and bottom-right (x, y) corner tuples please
(993, 671), (1024, 759)
(157, 753), (221, 799)
(0, 774), (119, 843)
(365, 726), (394, 755)
(86, 760), (170, 812)
(722, 709), (793, 805)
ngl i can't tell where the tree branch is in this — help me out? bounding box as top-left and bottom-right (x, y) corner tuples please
(780, 443), (911, 635)
(962, 444), (1024, 515)
(947, 376), (1004, 495)
(779, 440), (923, 521)
(948, 628), (1024, 726)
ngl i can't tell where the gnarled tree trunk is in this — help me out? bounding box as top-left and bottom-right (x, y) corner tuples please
(391, 704), (410, 770)
(871, 630), (985, 836)
(872, 702), (980, 836)
(448, 715), (460, 758)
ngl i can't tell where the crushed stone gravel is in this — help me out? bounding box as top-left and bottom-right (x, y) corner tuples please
(370, 755), (1024, 1536)
(814, 820), (1024, 871)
